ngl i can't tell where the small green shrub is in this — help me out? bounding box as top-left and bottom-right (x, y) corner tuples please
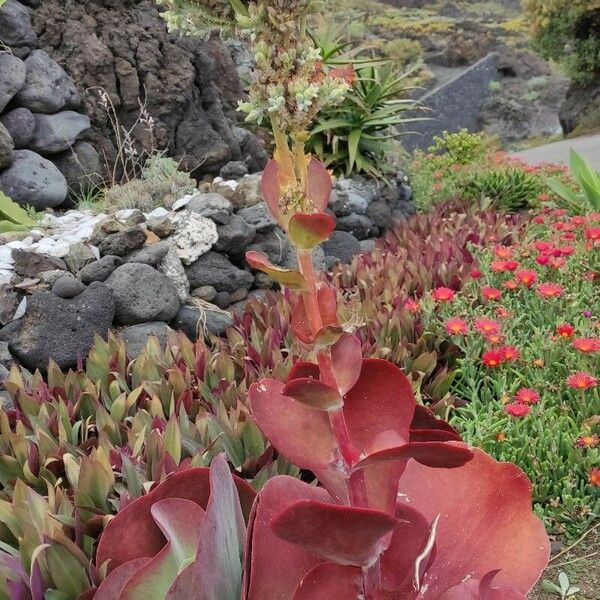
(489, 80), (502, 94)
(464, 167), (545, 212)
(100, 154), (196, 212)
(429, 129), (487, 165)
(379, 38), (423, 68)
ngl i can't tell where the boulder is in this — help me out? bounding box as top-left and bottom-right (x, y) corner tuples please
(321, 231), (362, 264)
(560, 76), (600, 135)
(336, 213), (374, 240)
(12, 249), (66, 277)
(237, 202), (277, 231)
(172, 303), (233, 339)
(185, 251), (254, 294)
(15, 50), (80, 113)
(329, 176), (378, 216)
(79, 255), (123, 284)
(126, 242), (169, 267)
(0, 53), (27, 113)
(121, 321), (173, 358)
(51, 273), (85, 299)
(169, 211), (218, 265)
(115, 209), (146, 226)
(156, 246), (189, 303)
(213, 291), (231, 309)
(192, 286), (217, 302)
(184, 192), (233, 225)
(0, 0), (36, 55)
(230, 173), (263, 209)
(214, 214), (256, 255)
(98, 227), (146, 257)
(105, 263), (181, 325)
(366, 200), (393, 229)
(220, 160), (248, 179)
(29, 111), (91, 154)
(0, 149), (67, 209)
(50, 141), (102, 194)
(0, 107), (35, 149)
(0, 281), (114, 371)
(146, 215), (175, 238)
(0, 123), (14, 170)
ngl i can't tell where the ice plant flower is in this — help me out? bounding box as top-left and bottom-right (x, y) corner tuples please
(432, 287), (456, 302)
(556, 323), (575, 338)
(505, 403), (531, 418)
(575, 435), (599, 449)
(470, 268), (482, 279)
(536, 254), (550, 266)
(485, 333), (505, 345)
(585, 227), (600, 249)
(566, 371), (598, 390)
(503, 279), (518, 290)
(482, 350), (504, 367)
(445, 318), (468, 335)
(537, 282), (564, 299)
(496, 306), (511, 319)
(482, 286), (502, 301)
(474, 317), (501, 336)
(515, 269), (537, 287)
(500, 345), (520, 362)
(404, 298), (420, 313)
(571, 338), (600, 354)
(494, 245), (513, 259)
(515, 388), (540, 405)
(589, 468), (600, 486)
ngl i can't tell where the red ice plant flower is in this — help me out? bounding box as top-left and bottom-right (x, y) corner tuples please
(445, 318), (468, 335)
(537, 282), (564, 299)
(474, 317), (501, 336)
(505, 403), (531, 418)
(589, 468), (600, 487)
(575, 435), (599, 449)
(432, 287), (456, 302)
(493, 245), (513, 259)
(404, 298), (420, 313)
(571, 337), (600, 353)
(566, 371), (598, 390)
(482, 350), (504, 368)
(515, 269), (537, 287)
(482, 286), (502, 301)
(514, 388), (540, 405)
(500, 345), (520, 362)
(503, 279), (519, 290)
(556, 323), (575, 338)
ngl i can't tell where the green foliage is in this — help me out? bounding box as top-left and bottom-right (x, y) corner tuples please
(464, 167), (545, 212)
(99, 154), (196, 212)
(424, 211), (600, 534)
(542, 572), (581, 598)
(308, 64), (420, 180)
(0, 191), (38, 233)
(429, 129), (487, 166)
(546, 149), (600, 212)
(378, 38), (423, 68)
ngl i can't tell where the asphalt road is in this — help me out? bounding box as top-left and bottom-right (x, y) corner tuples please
(514, 134), (600, 171)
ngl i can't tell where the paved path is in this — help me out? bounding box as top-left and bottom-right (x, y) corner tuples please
(514, 133), (600, 170)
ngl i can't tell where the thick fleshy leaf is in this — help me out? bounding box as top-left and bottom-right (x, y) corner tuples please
(94, 558), (150, 600)
(439, 573), (525, 600)
(306, 157), (332, 211)
(290, 284), (338, 344)
(119, 499), (204, 599)
(96, 468), (256, 572)
(249, 379), (336, 470)
(195, 454), (245, 600)
(245, 251), (306, 290)
(409, 429), (461, 443)
(410, 405), (461, 439)
(292, 563), (362, 600)
(271, 500), (398, 567)
(282, 378), (342, 411)
(286, 361), (320, 382)
(243, 476), (332, 600)
(380, 504), (435, 593)
(353, 442), (473, 470)
(330, 333), (362, 396)
(260, 159), (287, 229)
(399, 446), (549, 597)
(289, 213), (336, 249)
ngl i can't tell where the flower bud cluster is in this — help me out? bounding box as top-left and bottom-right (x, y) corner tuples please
(158, 0), (349, 137)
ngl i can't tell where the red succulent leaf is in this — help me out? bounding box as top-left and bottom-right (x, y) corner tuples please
(330, 333), (362, 396)
(94, 558), (151, 600)
(96, 468), (256, 572)
(410, 405), (462, 439)
(286, 361), (320, 382)
(289, 213), (336, 250)
(352, 441), (473, 470)
(260, 159), (287, 229)
(292, 563), (362, 600)
(282, 378), (342, 411)
(306, 157), (332, 212)
(245, 251), (306, 291)
(248, 379), (336, 470)
(243, 476), (332, 600)
(290, 284), (339, 344)
(440, 570), (525, 600)
(398, 446), (550, 596)
(272, 500), (398, 567)
(409, 429), (462, 443)
(118, 498), (204, 599)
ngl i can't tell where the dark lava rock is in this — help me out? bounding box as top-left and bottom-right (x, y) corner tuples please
(120, 321), (173, 358)
(0, 108), (35, 149)
(172, 303), (233, 340)
(52, 274), (85, 298)
(125, 242), (169, 267)
(0, 123), (14, 170)
(104, 263), (181, 325)
(79, 255), (123, 284)
(220, 160), (248, 179)
(98, 227), (146, 257)
(237, 202), (277, 231)
(0, 281), (115, 371)
(0, 53), (27, 113)
(336, 213), (374, 240)
(321, 231), (362, 264)
(214, 215), (256, 255)
(12, 249), (66, 278)
(185, 251), (254, 294)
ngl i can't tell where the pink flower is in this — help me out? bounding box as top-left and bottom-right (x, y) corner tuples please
(566, 371), (598, 390)
(482, 286), (502, 301)
(482, 350), (504, 367)
(571, 338), (600, 354)
(505, 403), (531, 418)
(432, 287), (455, 302)
(515, 388), (540, 405)
(500, 345), (520, 362)
(537, 282), (564, 299)
(445, 318), (468, 335)
(474, 318), (501, 336)
(515, 269), (537, 287)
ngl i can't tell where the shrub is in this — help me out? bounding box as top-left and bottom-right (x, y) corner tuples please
(428, 129), (488, 166)
(525, 0), (600, 85)
(424, 208), (600, 534)
(378, 38), (423, 67)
